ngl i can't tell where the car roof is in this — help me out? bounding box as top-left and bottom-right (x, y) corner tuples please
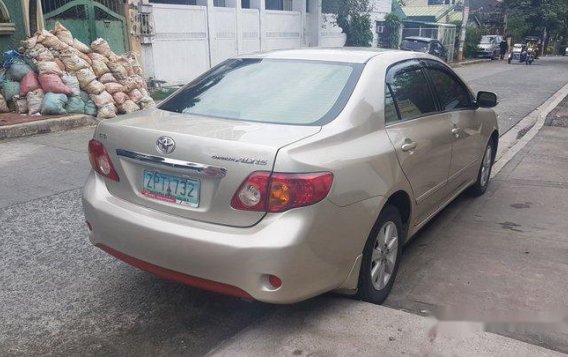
(402, 36), (436, 43)
(235, 47), (396, 64)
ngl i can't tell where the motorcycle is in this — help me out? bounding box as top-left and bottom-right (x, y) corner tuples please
(508, 44), (534, 65)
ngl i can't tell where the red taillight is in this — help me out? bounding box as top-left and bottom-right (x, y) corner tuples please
(231, 171), (333, 213)
(88, 139), (119, 182)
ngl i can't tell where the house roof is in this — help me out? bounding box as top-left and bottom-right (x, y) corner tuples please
(447, 11), (464, 23)
(401, 5), (454, 20)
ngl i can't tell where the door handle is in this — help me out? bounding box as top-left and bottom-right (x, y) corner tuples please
(451, 127), (460, 138)
(401, 141), (417, 152)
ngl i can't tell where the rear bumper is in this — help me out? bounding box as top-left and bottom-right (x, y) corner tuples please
(82, 172), (381, 303)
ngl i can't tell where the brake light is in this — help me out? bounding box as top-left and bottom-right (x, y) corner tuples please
(88, 139), (119, 182)
(231, 172), (333, 213)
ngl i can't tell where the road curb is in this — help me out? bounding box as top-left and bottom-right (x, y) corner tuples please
(491, 82), (568, 176)
(450, 59), (491, 68)
(0, 115), (99, 141)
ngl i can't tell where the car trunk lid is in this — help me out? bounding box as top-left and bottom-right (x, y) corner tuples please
(96, 109), (321, 227)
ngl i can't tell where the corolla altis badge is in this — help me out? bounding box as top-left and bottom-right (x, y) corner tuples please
(156, 136), (176, 155)
(211, 155), (268, 166)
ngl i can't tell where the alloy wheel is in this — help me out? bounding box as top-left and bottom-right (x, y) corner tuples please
(370, 221), (399, 290)
(480, 144), (492, 188)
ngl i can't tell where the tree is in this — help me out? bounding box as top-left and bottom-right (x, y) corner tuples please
(383, 13), (401, 49)
(324, 0), (374, 47)
(502, 0), (568, 51)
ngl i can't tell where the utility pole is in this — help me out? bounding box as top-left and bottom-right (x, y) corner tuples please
(29, 0), (38, 34)
(456, 0), (470, 62)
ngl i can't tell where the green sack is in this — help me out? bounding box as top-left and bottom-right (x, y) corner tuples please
(7, 63), (33, 81)
(0, 69), (5, 89)
(84, 99), (97, 116)
(2, 80), (20, 101)
(79, 90), (90, 103)
(41, 92), (68, 115)
(66, 96), (85, 114)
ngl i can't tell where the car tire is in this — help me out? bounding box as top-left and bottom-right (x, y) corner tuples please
(356, 205), (403, 305)
(467, 138), (496, 197)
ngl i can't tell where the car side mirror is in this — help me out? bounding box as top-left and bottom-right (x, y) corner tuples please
(476, 91), (497, 108)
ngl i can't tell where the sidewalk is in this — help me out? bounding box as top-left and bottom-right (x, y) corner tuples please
(0, 113), (98, 140)
(210, 98), (568, 356)
(210, 298), (564, 356)
(450, 58), (491, 68)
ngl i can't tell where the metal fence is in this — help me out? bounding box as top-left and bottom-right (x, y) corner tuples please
(401, 24), (457, 62)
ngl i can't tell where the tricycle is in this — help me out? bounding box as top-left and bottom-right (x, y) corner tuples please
(508, 44), (534, 65)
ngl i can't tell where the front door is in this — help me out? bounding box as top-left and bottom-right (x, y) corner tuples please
(42, 0), (128, 54)
(423, 62), (483, 196)
(384, 61), (453, 224)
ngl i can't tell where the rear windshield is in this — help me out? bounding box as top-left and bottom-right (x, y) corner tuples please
(159, 58), (362, 125)
(401, 39), (429, 52)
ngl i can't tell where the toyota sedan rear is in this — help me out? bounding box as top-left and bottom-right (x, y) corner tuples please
(83, 49), (498, 304)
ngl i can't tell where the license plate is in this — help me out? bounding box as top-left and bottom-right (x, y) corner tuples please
(142, 170), (200, 207)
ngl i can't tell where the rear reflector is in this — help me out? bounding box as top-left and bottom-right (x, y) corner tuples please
(231, 171), (333, 213)
(268, 275), (282, 289)
(88, 139), (119, 182)
(96, 244), (253, 300)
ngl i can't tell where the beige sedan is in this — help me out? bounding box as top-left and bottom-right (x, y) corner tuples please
(83, 49), (498, 304)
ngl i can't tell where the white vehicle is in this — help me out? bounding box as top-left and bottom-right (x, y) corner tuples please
(476, 35), (503, 60)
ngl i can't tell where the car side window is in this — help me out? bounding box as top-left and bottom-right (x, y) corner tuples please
(426, 68), (471, 111)
(387, 68), (437, 121)
(384, 85), (399, 123)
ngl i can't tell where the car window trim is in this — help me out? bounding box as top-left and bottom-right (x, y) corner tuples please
(384, 59), (439, 125)
(422, 59), (477, 110)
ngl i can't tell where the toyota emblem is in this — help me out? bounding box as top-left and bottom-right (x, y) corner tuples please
(156, 136), (175, 155)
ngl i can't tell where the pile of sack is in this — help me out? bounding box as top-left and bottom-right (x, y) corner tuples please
(0, 22), (155, 118)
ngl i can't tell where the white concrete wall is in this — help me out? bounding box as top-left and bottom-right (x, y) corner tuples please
(241, 9), (261, 54)
(144, 0), (393, 84)
(263, 10), (302, 50)
(210, 7), (238, 66)
(150, 4), (210, 85)
(320, 13), (345, 47)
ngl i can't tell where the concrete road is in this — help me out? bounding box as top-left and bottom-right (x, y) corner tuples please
(454, 56), (568, 133)
(1, 58), (568, 356)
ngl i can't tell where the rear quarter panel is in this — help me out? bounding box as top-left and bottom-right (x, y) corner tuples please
(273, 54), (415, 254)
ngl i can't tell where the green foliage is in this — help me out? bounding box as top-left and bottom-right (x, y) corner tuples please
(325, 0), (374, 47)
(150, 87), (178, 101)
(503, 0), (568, 39)
(451, 19), (488, 59)
(464, 26), (487, 59)
(383, 13), (402, 49)
(506, 9), (532, 42)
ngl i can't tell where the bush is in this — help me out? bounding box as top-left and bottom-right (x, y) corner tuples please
(383, 13), (402, 49)
(464, 26), (487, 59)
(327, 0), (374, 47)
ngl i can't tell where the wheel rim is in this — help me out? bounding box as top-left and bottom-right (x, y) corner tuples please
(480, 144), (492, 187)
(370, 221), (399, 290)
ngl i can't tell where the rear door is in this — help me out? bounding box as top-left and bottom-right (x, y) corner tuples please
(384, 60), (454, 223)
(423, 60), (483, 196)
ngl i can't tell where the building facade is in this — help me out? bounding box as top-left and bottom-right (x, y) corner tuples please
(135, 0), (392, 85)
(0, 0), (44, 57)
